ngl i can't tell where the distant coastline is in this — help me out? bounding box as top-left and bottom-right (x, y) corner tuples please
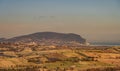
(91, 42), (120, 46)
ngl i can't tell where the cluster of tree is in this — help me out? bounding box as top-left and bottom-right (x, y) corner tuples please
(85, 67), (120, 71)
(0, 66), (120, 71)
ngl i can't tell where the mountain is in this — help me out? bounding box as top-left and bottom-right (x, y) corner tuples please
(0, 38), (6, 42)
(3, 32), (86, 46)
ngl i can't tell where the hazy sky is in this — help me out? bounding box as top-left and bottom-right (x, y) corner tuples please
(0, 0), (120, 43)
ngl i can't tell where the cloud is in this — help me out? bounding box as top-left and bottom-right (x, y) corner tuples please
(39, 16), (46, 19)
(50, 16), (55, 18)
(33, 16), (56, 20)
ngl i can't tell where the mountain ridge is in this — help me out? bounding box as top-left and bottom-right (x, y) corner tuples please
(0, 38), (6, 42)
(1, 32), (86, 46)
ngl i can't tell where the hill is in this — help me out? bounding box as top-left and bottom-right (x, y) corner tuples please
(2, 32), (86, 46)
(0, 38), (6, 42)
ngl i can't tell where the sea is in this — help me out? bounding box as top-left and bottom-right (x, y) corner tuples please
(91, 42), (120, 46)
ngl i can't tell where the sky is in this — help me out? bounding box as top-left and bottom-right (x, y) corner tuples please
(0, 0), (120, 43)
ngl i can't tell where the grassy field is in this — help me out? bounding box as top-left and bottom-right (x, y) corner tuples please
(0, 44), (120, 71)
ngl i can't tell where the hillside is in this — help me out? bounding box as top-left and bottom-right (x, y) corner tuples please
(2, 32), (86, 46)
(0, 38), (6, 42)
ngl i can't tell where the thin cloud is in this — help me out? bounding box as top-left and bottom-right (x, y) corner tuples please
(33, 16), (56, 20)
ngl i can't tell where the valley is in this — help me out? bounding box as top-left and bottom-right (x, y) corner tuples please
(0, 43), (120, 71)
